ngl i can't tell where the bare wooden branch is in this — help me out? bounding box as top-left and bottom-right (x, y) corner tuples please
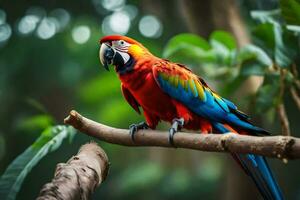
(290, 87), (300, 111)
(277, 104), (291, 136)
(291, 63), (300, 90)
(292, 63), (299, 77)
(277, 69), (291, 136)
(64, 110), (300, 160)
(37, 142), (109, 200)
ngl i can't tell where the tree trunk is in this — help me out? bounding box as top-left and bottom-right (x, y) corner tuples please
(37, 142), (109, 200)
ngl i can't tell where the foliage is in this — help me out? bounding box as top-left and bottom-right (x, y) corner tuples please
(163, 2), (300, 118)
(0, 126), (75, 200)
(280, 0), (300, 25)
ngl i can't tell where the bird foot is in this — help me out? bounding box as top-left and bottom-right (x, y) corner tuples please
(169, 118), (184, 146)
(129, 121), (149, 141)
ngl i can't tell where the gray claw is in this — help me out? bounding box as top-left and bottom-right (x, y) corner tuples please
(168, 118), (185, 147)
(169, 128), (176, 146)
(129, 122), (148, 141)
(129, 125), (137, 141)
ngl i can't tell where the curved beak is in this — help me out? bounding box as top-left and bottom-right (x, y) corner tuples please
(99, 43), (115, 71)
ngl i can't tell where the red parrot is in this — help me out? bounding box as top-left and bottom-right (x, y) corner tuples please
(99, 35), (283, 200)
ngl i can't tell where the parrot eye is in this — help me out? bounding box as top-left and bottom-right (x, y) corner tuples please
(119, 40), (126, 46)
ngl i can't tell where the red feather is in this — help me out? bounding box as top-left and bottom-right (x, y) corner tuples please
(121, 84), (141, 114)
(118, 55), (213, 132)
(100, 35), (142, 45)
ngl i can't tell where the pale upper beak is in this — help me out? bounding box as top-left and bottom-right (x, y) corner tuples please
(99, 43), (115, 71)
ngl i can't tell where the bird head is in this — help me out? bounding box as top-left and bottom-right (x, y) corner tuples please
(99, 35), (150, 73)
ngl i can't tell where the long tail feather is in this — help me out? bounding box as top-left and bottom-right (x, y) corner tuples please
(213, 123), (284, 200)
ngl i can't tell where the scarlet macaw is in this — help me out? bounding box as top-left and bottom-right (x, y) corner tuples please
(99, 35), (283, 200)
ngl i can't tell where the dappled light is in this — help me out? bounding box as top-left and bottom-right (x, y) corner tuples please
(0, 9), (10, 44)
(101, 0), (125, 11)
(0, 23), (11, 43)
(49, 8), (71, 32)
(102, 11), (131, 35)
(139, 15), (163, 38)
(18, 15), (40, 35)
(16, 7), (71, 39)
(36, 18), (57, 40)
(0, 9), (6, 24)
(71, 25), (91, 44)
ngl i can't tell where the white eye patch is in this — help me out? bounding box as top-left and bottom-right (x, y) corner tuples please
(112, 40), (130, 51)
(118, 40), (126, 46)
(118, 51), (130, 64)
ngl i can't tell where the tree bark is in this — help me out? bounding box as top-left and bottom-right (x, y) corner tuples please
(37, 142), (109, 200)
(64, 110), (300, 160)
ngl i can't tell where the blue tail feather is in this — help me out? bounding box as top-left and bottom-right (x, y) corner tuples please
(213, 123), (284, 200)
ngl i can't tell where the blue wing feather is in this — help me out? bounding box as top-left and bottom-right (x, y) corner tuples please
(214, 124), (283, 200)
(154, 63), (282, 199)
(156, 72), (266, 134)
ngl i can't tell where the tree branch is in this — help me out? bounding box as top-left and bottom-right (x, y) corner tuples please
(291, 63), (300, 90)
(277, 69), (291, 136)
(37, 142), (109, 200)
(277, 103), (291, 136)
(63, 110), (300, 160)
(290, 86), (300, 111)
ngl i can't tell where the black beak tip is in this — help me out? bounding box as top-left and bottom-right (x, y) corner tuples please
(103, 62), (109, 71)
(103, 62), (110, 71)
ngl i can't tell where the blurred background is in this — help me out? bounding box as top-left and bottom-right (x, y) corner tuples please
(0, 0), (300, 199)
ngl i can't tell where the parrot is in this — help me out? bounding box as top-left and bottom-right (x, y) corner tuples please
(99, 35), (283, 200)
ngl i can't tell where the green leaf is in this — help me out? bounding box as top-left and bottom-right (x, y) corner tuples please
(209, 40), (231, 64)
(250, 9), (281, 24)
(280, 0), (300, 25)
(238, 45), (272, 76)
(255, 73), (280, 112)
(240, 60), (268, 76)
(209, 30), (237, 50)
(280, 26), (300, 61)
(286, 25), (300, 34)
(253, 22), (296, 68)
(273, 23), (293, 67)
(162, 32), (238, 66)
(253, 23), (275, 50)
(208, 31), (237, 66)
(162, 43), (216, 65)
(163, 33), (211, 58)
(0, 126), (76, 200)
(239, 44), (273, 66)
